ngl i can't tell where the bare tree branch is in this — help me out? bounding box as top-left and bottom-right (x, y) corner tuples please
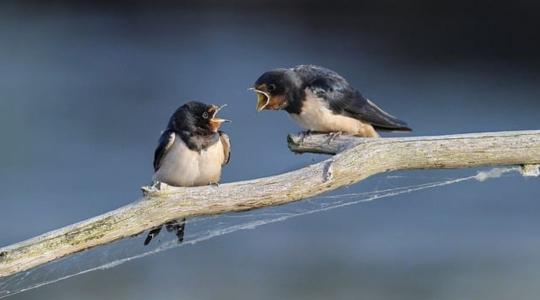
(1, 130), (539, 278)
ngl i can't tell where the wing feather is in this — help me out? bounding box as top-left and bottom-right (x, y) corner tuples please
(218, 131), (231, 166)
(153, 130), (175, 171)
(297, 65), (411, 131)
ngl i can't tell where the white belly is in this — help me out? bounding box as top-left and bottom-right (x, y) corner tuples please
(289, 89), (376, 136)
(153, 137), (224, 187)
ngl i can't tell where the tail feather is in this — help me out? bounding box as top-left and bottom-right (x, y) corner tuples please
(144, 218), (186, 246)
(165, 218), (186, 243)
(363, 100), (412, 131)
(144, 226), (163, 245)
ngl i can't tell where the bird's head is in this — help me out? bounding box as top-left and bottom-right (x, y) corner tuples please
(251, 68), (296, 112)
(172, 101), (230, 134)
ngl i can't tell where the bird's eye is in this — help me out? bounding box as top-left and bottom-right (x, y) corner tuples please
(202, 112), (209, 119)
(267, 83), (276, 92)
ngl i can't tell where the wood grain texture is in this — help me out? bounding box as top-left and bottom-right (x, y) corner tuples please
(1, 130), (539, 278)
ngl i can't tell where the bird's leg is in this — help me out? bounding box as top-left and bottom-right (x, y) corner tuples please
(299, 130), (313, 144)
(152, 181), (161, 190)
(142, 181), (174, 195)
(326, 131), (343, 144)
(141, 180), (168, 195)
(175, 221), (186, 243)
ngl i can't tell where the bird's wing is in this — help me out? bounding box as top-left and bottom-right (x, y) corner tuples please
(218, 131), (231, 166)
(153, 129), (175, 171)
(347, 97), (411, 131)
(302, 67), (411, 131)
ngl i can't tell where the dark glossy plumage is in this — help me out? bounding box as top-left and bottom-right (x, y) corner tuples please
(153, 129), (175, 172)
(145, 101), (230, 246)
(253, 65), (411, 134)
(293, 65), (411, 131)
(153, 101), (230, 173)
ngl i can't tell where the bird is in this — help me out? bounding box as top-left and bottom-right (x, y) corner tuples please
(251, 64), (411, 138)
(143, 101), (231, 245)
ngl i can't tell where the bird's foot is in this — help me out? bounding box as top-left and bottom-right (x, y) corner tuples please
(211, 182), (220, 187)
(326, 131), (343, 144)
(299, 130), (313, 144)
(141, 181), (169, 196)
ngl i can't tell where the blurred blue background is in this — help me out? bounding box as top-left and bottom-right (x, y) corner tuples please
(1, 1), (539, 299)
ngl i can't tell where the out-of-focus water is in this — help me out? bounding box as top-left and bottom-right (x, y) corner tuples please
(1, 3), (539, 300)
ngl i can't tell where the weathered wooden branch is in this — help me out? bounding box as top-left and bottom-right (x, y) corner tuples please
(1, 130), (539, 278)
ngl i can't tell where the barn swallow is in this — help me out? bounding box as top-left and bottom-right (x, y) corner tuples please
(251, 64), (411, 137)
(144, 101), (231, 245)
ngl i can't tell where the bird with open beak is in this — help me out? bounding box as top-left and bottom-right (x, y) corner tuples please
(251, 64), (411, 137)
(144, 101), (231, 245)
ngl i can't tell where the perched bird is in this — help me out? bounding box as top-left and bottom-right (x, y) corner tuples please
(251, 65), (411, 137)
(144, 101), (231, 245)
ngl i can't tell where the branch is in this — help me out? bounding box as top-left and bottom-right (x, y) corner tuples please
(1, 130), (540, 278)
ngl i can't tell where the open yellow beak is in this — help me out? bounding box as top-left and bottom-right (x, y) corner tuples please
(249, 88), (270, 112)
(210, 104), (231, 124)
(212, 118), (231, 124)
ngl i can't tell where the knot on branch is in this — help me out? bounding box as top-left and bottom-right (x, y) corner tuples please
(323, 160), (334, 182)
